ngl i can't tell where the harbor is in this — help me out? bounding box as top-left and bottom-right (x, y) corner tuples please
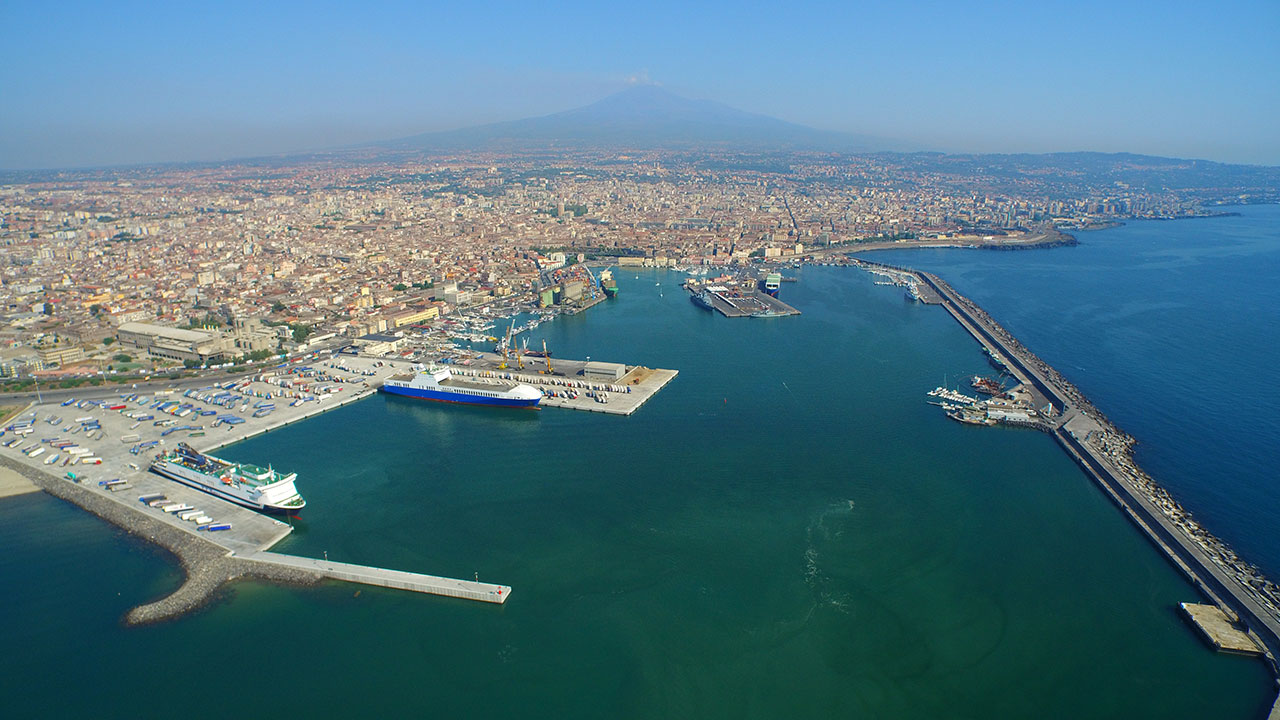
(857, 256), (1280, 714)
(1, 261), (1274, 717)
(0, 347), (674, 621)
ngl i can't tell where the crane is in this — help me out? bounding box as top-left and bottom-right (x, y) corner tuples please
(496, 321), (515, 369)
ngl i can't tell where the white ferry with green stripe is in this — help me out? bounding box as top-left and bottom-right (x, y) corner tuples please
(150, 443), (305, 515)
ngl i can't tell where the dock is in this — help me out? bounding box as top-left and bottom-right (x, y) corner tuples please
(1, 341), (680, 621)
(1181, 603), (1263, 655)
(689, 286), (801, 318)
(435, 354), (678, 416)
(248, 552), (510, 603)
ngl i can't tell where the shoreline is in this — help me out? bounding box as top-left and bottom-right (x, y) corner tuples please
(812, 227), (1078, 256)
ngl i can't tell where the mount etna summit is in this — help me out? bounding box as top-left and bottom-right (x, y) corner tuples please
(385, 85), (896, 152)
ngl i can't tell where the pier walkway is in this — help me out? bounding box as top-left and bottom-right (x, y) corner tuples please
(247, 552), (511, 604)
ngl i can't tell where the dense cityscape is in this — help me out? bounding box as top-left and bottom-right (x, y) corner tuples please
(2, 149), (1271, 385)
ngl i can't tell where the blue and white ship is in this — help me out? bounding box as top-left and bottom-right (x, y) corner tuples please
(381, 365), (542, 408)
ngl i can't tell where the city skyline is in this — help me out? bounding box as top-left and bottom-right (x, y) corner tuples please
(2, 0), (1279, 169)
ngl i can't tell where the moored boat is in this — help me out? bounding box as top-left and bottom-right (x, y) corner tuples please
(381, 365), (542, 408)
(150, 443), (305, 515)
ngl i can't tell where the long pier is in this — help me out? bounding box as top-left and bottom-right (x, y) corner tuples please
(865, 259), (1280, 716)
(247, 552), (511, 604)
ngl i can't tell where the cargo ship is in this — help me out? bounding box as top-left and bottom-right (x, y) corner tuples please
(150, 443), (305, 515)
(381, 365), (542, 408)
(599, 269), (618, 298)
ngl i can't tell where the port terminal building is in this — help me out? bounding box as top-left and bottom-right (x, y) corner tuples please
(583, 361), (626, 381)
(117, 318), (280, 364)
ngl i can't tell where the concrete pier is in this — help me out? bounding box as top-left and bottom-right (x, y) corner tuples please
(1182, 603), (1263, 655)
(436, 354), (678, 416)
(687, 285), (800, 318)
(248, 552), (511, 604)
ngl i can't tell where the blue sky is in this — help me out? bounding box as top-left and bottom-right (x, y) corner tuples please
(2, 0), (1277, 168)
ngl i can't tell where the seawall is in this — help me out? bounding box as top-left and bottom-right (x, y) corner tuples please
(856, 258), (1280, 716)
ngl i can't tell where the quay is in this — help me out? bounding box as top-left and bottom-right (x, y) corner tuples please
(684, 277), (801, 318)
(855, 257), (1280, 715)
(418, 352), (678, 416)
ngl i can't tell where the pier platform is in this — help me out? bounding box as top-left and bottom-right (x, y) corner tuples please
(691, 286), (800, 318)
(248, 552), (511, 604)
(1181, 603), (1263, 655)
(422, 353), (678, 416)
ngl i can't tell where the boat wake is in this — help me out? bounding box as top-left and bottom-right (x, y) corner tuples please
(802, 501), (859, 615)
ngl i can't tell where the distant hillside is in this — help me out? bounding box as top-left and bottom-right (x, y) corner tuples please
(888, 151), (1280, 195)
(383, 85), (899, 152)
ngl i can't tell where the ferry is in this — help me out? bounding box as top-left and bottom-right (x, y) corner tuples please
(149, 443), (305, 515)
(599, 269), (619, 298)
(381, 365), (541, 408)
(762, 272), (782, 298)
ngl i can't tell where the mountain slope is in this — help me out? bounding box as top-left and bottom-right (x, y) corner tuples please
(385, 85), (896, 152)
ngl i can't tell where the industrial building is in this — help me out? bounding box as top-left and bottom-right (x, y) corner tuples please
(117, 322), (231, 364)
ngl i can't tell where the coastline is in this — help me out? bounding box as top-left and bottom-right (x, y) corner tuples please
(814, 228), (1078, 256)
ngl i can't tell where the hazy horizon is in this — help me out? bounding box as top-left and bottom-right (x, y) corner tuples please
(2, 0), (1278, 170)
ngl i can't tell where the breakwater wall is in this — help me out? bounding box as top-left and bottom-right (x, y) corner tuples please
(858, 258), (1280, 715)
(0, 455), (323, 625)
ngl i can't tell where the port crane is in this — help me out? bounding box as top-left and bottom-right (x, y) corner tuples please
(496, 321), (515, 369)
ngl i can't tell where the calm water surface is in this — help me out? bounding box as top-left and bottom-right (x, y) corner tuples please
(2, 235), (1275, 718)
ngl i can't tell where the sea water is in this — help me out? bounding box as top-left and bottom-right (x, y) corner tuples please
(1, 240), (1275, 718)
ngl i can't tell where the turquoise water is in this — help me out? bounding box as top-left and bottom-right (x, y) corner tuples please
(1, 242), (1275, 718)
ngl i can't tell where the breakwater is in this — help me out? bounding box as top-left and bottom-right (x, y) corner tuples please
(0, 454), (323, 625)
(856, 257), (1280, 713)
(0, 354), (517, 623)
